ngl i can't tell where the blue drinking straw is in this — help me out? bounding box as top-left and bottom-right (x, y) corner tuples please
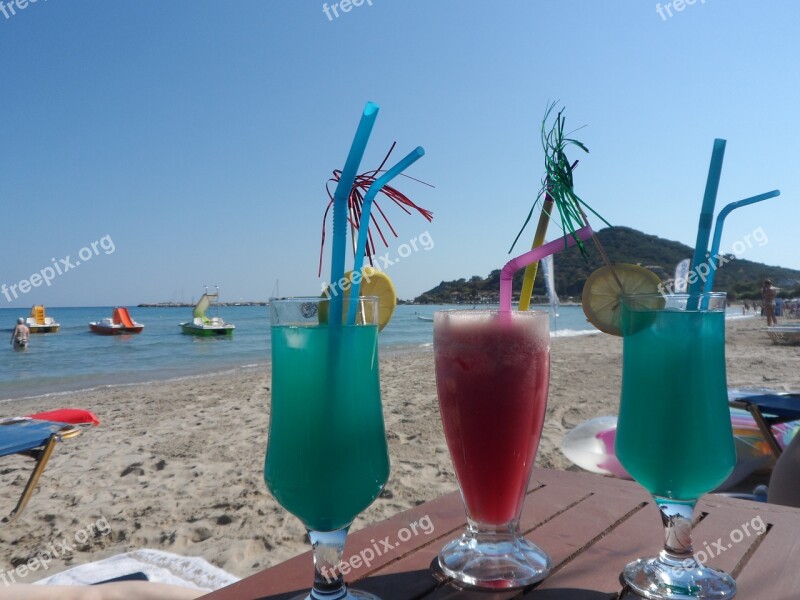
(329, 102), (380, 327)
(688, 139), (726, 309)
(346, 146), (425, 325)
(702, 189), (781, 296)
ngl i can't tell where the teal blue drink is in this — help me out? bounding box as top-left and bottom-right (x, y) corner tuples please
(615, 292), (737, 600)
(265, 301), (389, 533)
(616, 297), (735, 499)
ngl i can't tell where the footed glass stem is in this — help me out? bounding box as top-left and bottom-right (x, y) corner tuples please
(288, 529), (380, 600)
(621, 498), (736, 600)
(438, 521), (551, 589)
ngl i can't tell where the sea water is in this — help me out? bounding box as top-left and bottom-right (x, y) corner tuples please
(0, 304), (742, 402)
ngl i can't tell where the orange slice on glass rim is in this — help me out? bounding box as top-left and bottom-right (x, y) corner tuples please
(581, 264), (663, 336)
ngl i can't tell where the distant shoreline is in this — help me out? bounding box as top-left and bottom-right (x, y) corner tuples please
(136, 301), (268, 307)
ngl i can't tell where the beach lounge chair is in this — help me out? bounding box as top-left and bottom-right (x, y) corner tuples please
(728, 391), (800, 458)
(766, 325), (800, 345)
(0, 419), (82, 525)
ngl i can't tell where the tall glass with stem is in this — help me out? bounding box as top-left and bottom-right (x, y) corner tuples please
(434, 309), (552, 589)
(265, 296), (389, 600)
(615, 292), (737, 600)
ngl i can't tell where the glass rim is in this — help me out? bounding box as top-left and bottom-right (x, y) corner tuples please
(621, 292), (727, 300)
(269, 295), (380, 327)
(434, 305), (549, 315)
(621, 291), (727, 313)
(269, 295), (379, 303)
(433, 308), (549, 317)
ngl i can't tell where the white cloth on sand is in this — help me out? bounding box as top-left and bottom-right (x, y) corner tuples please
(35, 549), (239, 590)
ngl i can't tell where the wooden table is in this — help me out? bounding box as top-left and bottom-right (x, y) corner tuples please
(202, 469), (800, 599)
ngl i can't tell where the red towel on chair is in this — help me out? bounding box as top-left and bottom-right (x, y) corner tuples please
(27, 409), (100, 426)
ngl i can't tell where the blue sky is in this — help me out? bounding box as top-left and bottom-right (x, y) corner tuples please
(1, 0), (798, 306)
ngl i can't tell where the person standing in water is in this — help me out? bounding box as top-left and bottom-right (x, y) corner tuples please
(11, 317), (29, 349)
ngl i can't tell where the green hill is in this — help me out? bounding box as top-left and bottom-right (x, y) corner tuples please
(414, 226), (800, 304)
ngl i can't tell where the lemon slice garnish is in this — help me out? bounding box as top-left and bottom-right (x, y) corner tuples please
(359, 267), (396, 330)
(581, 264), (663, 336)
(319, 267), (397, 331)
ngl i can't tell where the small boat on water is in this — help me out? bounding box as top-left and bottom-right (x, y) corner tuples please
(89, 307), (144, 335)
(180, 287), (235, 337)
(416, 314), (433, 322)
(26, 305), (60, 333)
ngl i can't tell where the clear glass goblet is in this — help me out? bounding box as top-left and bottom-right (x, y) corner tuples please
(265, 297), (390, 599)
(434, 309), (552, 589)
(616, 293), (737, 599)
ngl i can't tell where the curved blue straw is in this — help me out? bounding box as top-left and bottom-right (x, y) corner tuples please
(329, 102), (380, 327)
(347, 146), (425, 325)
(688, 139), (726, 309)
(703, 189), (781, 295)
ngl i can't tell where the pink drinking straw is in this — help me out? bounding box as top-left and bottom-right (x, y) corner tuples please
(500, 225), (594, 313)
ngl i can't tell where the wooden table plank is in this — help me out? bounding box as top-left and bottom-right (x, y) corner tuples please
(200, 490), (465, 599)
(729, 500), (800, 600)
(200, 470), (604, 599)
(364, 480), (649, 599)
(691, 496), (770, 575)
(200, 471), (800, 600)
(530, 500), (659, 594)
(357, 475), (605, 600)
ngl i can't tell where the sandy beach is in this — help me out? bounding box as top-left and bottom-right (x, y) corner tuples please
(1, 316), (798, 583)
